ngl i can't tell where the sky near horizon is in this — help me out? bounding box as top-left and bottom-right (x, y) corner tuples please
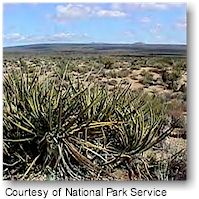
(3, 3), (187, 47)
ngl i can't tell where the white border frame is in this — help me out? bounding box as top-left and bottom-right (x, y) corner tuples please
(1, 1), (198, 199)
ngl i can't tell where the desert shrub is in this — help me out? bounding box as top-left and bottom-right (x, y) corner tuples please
(146, 57), (173, 69)
(130, 64), (141, 70)
(174, 60), (187, 71)
(161, 69), (182, 90)
(3, 64), (175, 180)
(133, 58), (146, 66)
(146, 149), (186, 180)
(100, 56), (114, 69)
(141, 71), (154, 86)
(100, 69), (118, 78)
(117, 68), (130, 78)
(74, 64), (91, 74)
(109, 70), (118, 78)
(167, 99), (186, 129)
(158, 57), (173, 66)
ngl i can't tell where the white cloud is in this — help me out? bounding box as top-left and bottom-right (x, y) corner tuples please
(52, 3), (185, 22)
(96, 9), (127, 17)
(111, 3), (185, 13)
(53, 4), (127, 22)
(140, 16), (151, 23)
(176, 18), (187, 30)
(4, 32), (90, 44)
(135, 3), (186, 10)
(138, 3), (169, 10)
(49, 33), (76, 41)
(4, 33), (25, 42)
(55, 4), (92, 21)
(48, 32), (89, 41)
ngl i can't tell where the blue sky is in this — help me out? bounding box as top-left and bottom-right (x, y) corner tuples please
(3, 3), (187, 46)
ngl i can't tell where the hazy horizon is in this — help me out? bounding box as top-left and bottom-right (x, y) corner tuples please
(3, 42), (187, 48)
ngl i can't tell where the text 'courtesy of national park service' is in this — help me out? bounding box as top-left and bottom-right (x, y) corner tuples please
(5, 187), (167, 198)
(3, 3), (187, 183)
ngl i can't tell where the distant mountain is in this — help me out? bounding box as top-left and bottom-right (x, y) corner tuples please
(132, 42), (146, 45)
(3, 43), (187, 56)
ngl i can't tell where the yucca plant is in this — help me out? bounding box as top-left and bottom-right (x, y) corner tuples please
(3, 63), (173, 180)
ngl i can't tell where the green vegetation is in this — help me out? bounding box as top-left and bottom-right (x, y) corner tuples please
(3, 54), (187, 181)
(141, 71), (154, 86)
(100, 56), (114, 69)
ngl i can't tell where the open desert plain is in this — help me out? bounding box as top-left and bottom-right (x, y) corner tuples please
(3, 43), (187, 180)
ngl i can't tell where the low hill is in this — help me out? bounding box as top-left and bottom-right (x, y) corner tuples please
(3, 43), (187, 56)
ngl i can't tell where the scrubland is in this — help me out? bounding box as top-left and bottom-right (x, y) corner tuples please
(3, 54), (187, 180)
